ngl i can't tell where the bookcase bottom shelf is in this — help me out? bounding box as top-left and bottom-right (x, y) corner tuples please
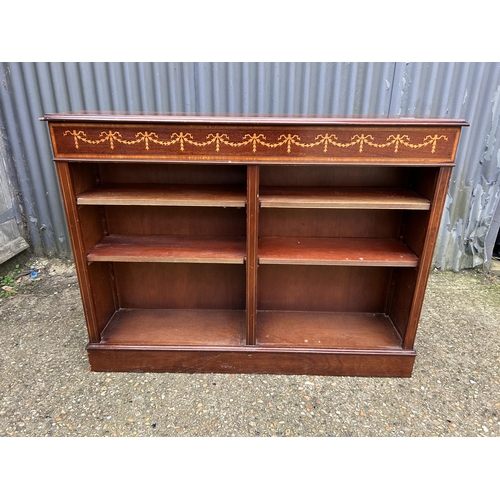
(88, 308), (415, 376)
(256, 311), (402, 349)
(100, 309), (246, 347)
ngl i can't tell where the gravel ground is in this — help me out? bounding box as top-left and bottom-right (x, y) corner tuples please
(1, 252), (499, 438)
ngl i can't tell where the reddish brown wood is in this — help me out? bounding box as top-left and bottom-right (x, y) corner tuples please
(87, 262), (117, 334)
(403, 211), (431, 258)
(69, 162), (98, 196)
(388, 268), (418, 338)
(246, 165), (259, 345)
(412, 167), (440, 201)
(261, 165), (417, 188)
(256, 311), (401, 349)
(113, 262), (245, 310)
(258, 237), (418, 266)
(87, 234), (246, 263)
(259, 187), (429, 210)
(101, 309), (246, 346)
(98, 163), (247, 185)
(45, 114), (467, 376)
(401, 168), (440, 258)
(403, 166), (454, 349)
(48, 121), (462, 163)
(258, 266), (392, 312)
(77, 206), (106, 253)
(78, 184), (246, 207)
(103, 205), (245, 237)
(54, 161), (101, 343)
(259, 208), (403, 238)
(86, 345), (416, 377)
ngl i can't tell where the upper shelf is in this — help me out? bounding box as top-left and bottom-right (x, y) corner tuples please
(258, 237), (418, 266)
(259, 187), (430, 210)
(77, 184), (246, 207)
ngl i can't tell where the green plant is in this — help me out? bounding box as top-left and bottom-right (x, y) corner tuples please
(0, 267), (19, 298)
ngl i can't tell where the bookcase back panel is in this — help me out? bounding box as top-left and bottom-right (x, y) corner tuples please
(98, 163), (246, 186)
(113, 262), (245, 310)
(260, 165), (411, 188)
(105, 206), (246, 236)
(258, 265), (392, 312)
(259, 209), (403, 238)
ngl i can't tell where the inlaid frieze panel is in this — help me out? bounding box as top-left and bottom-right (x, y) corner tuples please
(49, 122), (461, 163)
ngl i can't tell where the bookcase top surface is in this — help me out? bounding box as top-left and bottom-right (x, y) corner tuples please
(41, 111), (469, 127)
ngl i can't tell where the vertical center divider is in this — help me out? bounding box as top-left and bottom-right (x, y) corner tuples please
(246, 164), (259, 345)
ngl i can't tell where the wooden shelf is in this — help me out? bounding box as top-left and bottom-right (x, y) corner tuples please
(258, 237), (418, 266)
(257, 311), (402, 349)
(259, 187), (430, 210)
(77, 184), (246, 207)
(101, 309), (246, 346)
(87, 234), (246, 263)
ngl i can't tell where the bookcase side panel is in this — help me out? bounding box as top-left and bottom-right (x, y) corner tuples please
(87, 262), (117, 335)
(54, 161), (105, 343)
(403, 166), (454, 349)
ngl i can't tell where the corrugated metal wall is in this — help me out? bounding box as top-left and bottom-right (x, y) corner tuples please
(0, 62), (499, 270)
(0, 132), (29, 263)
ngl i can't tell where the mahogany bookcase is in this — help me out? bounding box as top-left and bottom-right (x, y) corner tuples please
(43, 113), (468, 376)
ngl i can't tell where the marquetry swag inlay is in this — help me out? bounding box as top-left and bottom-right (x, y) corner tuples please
(63, 129), (449, 154)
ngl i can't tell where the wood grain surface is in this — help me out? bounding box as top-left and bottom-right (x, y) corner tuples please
(87, 234), (246, 263)
(258, 237), (418, 266)
(259, 187), (430, 209)
(46, 114), (467, 376)
(78, 184), (246, 207)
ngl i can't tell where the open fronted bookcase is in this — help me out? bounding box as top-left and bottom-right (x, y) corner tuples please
(43, 113), (467, 376)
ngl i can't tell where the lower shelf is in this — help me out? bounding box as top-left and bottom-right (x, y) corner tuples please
(256, 311), (402, 349)
(100, 308), (246, 346)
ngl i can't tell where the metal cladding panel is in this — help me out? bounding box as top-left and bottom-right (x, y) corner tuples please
(0, 62), (499, 270)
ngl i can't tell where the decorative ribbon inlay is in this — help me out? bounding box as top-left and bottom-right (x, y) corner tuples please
(63, 130), (448, 154)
